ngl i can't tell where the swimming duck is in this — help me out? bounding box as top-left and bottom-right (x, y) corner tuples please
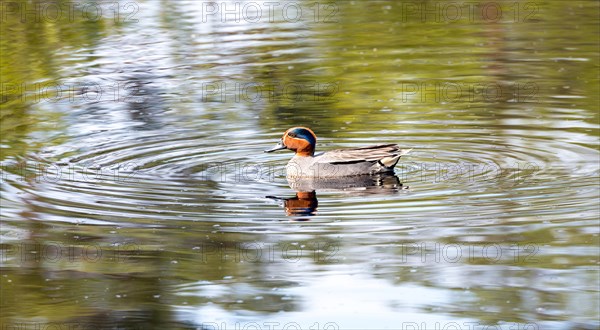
(265, 127), (412, 177)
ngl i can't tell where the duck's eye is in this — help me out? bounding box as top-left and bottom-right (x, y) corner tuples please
(288, 132), (297, 138)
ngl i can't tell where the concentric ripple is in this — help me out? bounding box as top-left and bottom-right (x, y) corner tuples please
(2, 107), (597, 232)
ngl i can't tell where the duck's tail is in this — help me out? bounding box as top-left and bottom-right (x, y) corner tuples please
(380, 148), (412, 168)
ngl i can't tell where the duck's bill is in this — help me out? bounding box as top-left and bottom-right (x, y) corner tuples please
(264, 140), (287, 153)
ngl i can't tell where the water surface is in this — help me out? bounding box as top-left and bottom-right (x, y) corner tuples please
(1, 1), (599, 329)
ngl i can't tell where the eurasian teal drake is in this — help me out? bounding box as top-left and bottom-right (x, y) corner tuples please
(265, 127), (412, 177)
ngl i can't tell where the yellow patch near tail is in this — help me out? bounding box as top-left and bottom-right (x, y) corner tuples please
(380, 155), (401, 168)
(381, 149), (412, 168)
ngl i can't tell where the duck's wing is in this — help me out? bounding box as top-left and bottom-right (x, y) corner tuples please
(317, 144), (412, 165)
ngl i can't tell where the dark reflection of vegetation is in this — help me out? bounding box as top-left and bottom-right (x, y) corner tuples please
(1, 0), (112, 160)
(248, 1), (599, 138)
(1, 232), (343, 325)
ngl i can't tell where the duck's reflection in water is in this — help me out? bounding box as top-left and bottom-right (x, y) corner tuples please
(269, 173), (407, 218)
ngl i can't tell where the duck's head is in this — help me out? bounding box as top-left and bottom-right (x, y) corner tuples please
(265, 127), (317, 156)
